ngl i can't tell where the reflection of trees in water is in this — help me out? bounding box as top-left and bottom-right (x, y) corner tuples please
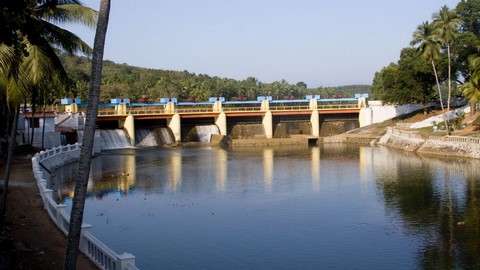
(375, 150), (480, 269)
(49, 161), (136, 203)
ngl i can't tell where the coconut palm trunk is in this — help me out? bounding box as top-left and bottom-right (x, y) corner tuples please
(63, 0), (110, 269)
(447, 44), (452, 114)
(0, 106), (19, 230)
(432, 60), (449, 133)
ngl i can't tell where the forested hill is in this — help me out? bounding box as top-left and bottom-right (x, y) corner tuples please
(59, 53), (370, 103)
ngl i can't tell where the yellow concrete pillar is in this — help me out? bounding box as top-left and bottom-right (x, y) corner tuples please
(310, 109), (319, 137)
(215, 112), (227, 135)
(358, 97), (367, 108)
(168, 113), (181, 142)
(65, 103), (78, 113)
(309, 98), (318, 110)
(261, 100), (270, 111)
(124, 114), (135, 146)
(164, 102), (175, 114)
(263, 111), (273, 139)
(115, 103), (127, 115)
(213, 101), (223, 113)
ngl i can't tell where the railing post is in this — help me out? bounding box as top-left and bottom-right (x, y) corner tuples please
(43, 189), (53, 209)
(79, 224), (93, 254)
(57, 204), (68, 234)
(117, 253), (136, 270)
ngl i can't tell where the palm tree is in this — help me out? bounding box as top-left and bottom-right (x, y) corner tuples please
(462, 48), (480, 114)
(0, 0), (97, 229)
(63, 0), (111, 269)
(411, 21), (449, 131)
(0, 44), (28, 230)
(461, 73), (480, 109)
(432, 5), (461, 119)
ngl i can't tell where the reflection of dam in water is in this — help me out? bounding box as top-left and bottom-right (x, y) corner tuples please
(47, 145), (480, 269)
(49, 146), (323, 200)
(50, 143), (480, 203)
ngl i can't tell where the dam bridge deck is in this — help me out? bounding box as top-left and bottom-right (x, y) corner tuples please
(96, 103), (361, 121)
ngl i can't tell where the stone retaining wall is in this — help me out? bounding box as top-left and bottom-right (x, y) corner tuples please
(378, 128), (480, 159)
(418, 139), (480, 159)
(378, 128), (425, 152)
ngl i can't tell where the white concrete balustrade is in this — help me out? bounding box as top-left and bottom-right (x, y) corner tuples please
(31, 143), (139, 270)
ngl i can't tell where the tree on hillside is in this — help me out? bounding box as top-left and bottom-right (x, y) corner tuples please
(63, 0), (110, 269)
(0, 0), (96, 230)
(411, 21), (449, 129)
(433, 5), (462, 117)
(453, 0), (480, 83)
(412, 21), (444, 109)
(370, 63), (401, 102)
(371, 48), (437, 111)
(461, 43), (480, 114)
(461, 72), (480, 114)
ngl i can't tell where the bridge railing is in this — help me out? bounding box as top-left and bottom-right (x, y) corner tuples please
(222, 107), (262, 112)
(97, 103), (360, 116)
(127, 108), (165, 115)
(317, 104), (359, 110)
(31, 144), (138, 270)
(98, 109), (117, 116)
(270, 105), (310, 111)
(175, 107), (216, 113)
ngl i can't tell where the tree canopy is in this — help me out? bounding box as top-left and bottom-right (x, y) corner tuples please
(372, 0), (480, 107)
(58, 52), (370, 103)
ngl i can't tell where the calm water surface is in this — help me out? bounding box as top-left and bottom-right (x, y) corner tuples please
(50, 144), (480, 270)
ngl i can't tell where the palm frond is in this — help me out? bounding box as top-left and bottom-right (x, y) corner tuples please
(6, 75), (28, 107)
(44, 4), (98, 29)
(461, 74), (480, 103)
(0, 44), (17, 73)
(23, 44), (51, 85)
(38, 20), (93, 55)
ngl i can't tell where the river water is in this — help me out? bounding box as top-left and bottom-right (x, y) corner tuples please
(50, 144), (480, 269)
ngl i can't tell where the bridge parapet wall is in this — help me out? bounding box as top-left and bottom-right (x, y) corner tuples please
(360, 101), (423, 127)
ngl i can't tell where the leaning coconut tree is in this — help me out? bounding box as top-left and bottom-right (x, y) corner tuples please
(432, 5), (462, 118)
(411, 21), (449, 133)
(63, 0), (111, 269)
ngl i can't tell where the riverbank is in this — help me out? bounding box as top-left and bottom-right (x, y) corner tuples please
(338, 108), (480, 159)
(0, 155), (96, 270)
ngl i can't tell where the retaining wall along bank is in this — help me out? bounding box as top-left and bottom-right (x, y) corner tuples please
(379, 127), (480, 159)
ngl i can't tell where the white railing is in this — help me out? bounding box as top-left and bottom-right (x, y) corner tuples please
(31, 144), (138, 270)
(428, 135), (480, 145)
(389, 127), (423, 139)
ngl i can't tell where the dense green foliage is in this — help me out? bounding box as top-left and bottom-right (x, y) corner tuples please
(372, 0), (480, 106)
(59, 53), (370, 103)
(0, 0), (96, 140)
(371, 48), (438, 107)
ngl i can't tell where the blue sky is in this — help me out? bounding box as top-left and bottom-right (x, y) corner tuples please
(66, 0), (460, 87)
